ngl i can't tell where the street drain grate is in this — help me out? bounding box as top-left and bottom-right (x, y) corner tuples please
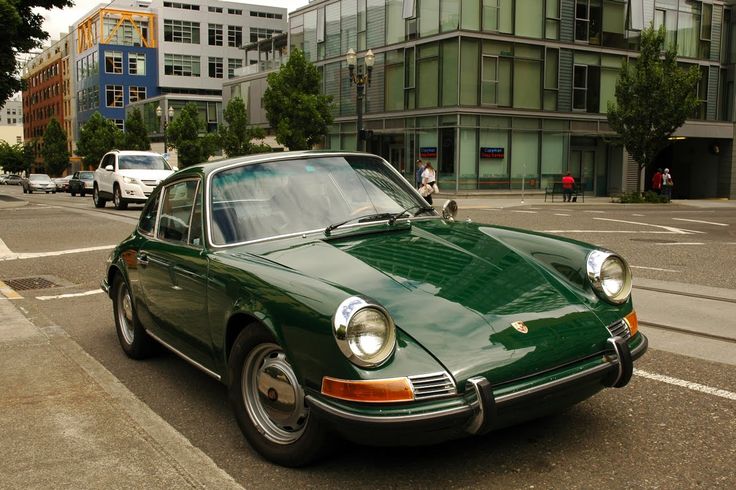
(2, 277), (61, 291)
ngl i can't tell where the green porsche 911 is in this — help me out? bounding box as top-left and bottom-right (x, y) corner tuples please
(102, 151), (647, 466)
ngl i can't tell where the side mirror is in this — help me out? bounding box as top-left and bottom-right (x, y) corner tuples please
(105, 165), (114, 172)
(442, 200), (458, 220)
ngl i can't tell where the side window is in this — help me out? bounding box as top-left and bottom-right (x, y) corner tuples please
(73, 172), (79, 179)
(157, 180), (198, 244)
(188, 183), (202, 246)
(139, 192), (160, 236)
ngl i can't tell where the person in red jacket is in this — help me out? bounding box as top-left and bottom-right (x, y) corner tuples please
(562, 171), (575, 202)
(652, 168), (663, 194)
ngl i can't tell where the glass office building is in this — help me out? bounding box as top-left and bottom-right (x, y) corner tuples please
(229, 0), (736, 198)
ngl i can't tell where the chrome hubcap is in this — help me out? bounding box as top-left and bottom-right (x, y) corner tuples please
(242, 343), (308, 445)
(116, 283), (135, 345)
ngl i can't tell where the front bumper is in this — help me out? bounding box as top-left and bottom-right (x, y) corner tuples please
(119, 181), (156, 201)
(307, 333), (647, 445)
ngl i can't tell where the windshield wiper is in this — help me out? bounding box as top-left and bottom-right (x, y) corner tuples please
(325, 205), (435, 234)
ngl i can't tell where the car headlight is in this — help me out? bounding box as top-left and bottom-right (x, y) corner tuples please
(122, 176), (136, 184)
(333, 296), (396, 368)
(586, 250), (632, 304)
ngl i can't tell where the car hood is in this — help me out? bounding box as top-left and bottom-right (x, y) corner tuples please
(118, 169), (173, 182)
(250, 220), (612, 384)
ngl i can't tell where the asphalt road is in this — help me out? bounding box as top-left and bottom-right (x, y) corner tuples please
(1, 185), (735, 488)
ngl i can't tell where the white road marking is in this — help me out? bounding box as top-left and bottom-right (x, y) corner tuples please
(554, 213), (571, 217)
(584, 210), (606, 213)
(632, 214), (645, 217)
(37, 290), (104, 301)
(657, 242), (705, 246)
(511, 210), (537, 214)
(672, 218), (729, 227)
(0, 280), (23, 300)
(634, 369), (736, 402)
(593, 217), (706, 235)
(0, 238), (115, 261)
(630, 265), (679, 272)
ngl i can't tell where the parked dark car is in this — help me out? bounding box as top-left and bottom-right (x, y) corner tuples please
(2, 174), (23, 185)
(69, 171), (94, 196)
(102, 151), (647, 467)
(22, 173), (56, 193)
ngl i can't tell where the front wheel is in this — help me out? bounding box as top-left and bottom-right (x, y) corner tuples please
(229, 326), (330, 467)
(113, 186), (128, 210)
(112, 274), (154, 359)
(93, 186), (106, 208)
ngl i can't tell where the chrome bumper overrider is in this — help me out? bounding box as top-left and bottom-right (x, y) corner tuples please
(308, 334), (648, 433)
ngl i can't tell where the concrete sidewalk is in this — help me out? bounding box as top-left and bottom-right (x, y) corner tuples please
(0, 298), (242, 489)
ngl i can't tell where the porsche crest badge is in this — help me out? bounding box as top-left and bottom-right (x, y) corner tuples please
(511, 321), (529, 334)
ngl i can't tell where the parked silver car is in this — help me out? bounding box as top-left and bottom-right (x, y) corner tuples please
(22, 174), (57, 194)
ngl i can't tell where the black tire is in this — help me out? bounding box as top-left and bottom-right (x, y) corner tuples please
(229, 326), (330, 467)
(23, 188), (27, 194)
(112, 274), (154, 359)
(93, 185), (106, 208)
(80, 189), (86, 197)
(71, 191), (76, 196)
(113, 185), (128, 210)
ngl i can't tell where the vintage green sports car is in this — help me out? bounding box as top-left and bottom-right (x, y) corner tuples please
(102, 151), (647, 466)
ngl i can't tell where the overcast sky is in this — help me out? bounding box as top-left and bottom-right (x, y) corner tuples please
(37, 0), (310, 41)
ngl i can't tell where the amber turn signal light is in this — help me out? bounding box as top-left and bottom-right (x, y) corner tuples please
(321, 376), (415, 403)
(625, 310), (638, 337)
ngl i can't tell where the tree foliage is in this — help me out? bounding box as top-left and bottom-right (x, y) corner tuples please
(76, 112), (122, 168)
(121, 108), (150, 151)
(607, 25), (701, 189)
(262, 49), (334, 150)
(0, 141), (28, 174)
(218, 96), (269, 157)
(41, 117), (69, 176)
(0, 0), (74, 105)
(167, 102), (218, 168)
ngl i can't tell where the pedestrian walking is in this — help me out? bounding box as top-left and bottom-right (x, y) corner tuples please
(420, 161), (437, 205)
(562, 171), (575, 202)
(662, 168), (674, 202)
(414, 159), (426, 188)
(651, 168), (663, 194)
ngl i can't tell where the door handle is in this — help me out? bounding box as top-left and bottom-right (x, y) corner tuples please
(136, 253), (149, 266)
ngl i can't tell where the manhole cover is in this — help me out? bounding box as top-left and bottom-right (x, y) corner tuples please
(3, 277), (60, 291)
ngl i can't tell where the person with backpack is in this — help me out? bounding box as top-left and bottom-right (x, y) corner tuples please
(414, 159), (426, 188)
(662, 168), (674, 202)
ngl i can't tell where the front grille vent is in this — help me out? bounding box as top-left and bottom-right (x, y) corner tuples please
(140, 180), (158, 187)
(409, 372), (456, 400)
(606, 319), (631, 340)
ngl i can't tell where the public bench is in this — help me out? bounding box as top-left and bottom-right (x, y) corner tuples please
(544, 182), (585, 202)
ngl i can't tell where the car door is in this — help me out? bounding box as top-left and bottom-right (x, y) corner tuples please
(136, 178), (214, 371)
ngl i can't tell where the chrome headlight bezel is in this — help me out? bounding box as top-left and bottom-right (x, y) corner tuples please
(332, 296), (396, 368)
(586, 250), (633, 304)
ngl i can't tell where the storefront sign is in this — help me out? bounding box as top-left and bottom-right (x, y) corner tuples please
(420, 147), (437, 158)
(480, 147), (505, 159)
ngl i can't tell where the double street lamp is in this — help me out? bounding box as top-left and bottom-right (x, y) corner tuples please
(346, 48), (375, 152)
(155, 105), (175, 152)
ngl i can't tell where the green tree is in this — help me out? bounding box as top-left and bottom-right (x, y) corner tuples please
(0, 141), (25, 173)
(607, 25), (700, 192)
(121, 108), (151, 150)
(41, 118), (69, 176)
(167, 102), (218, 168)
(0, 0), (74, 105)
(218, 96), (269, 157)
(76, 112), (123, 168)
(262, 48), (333, 150)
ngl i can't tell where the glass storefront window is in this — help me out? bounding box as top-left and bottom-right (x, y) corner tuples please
(511, 118), (539, 188)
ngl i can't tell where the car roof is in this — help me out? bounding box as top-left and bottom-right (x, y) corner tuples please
(174, 150), (379, 179)
(109, 150), (162, 156)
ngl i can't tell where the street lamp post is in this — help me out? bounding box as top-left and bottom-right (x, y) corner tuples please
(346, 48), (375, 152)
(155, 105), (175, 153)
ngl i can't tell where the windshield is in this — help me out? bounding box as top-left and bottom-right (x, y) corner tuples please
(30, 174), (51, 182)
(118, 155), (172, 170)
(209, 155), (434, 245)
(80, 172), (94, 180)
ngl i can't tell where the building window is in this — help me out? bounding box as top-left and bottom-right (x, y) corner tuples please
(106, 85), (123, 107)
(129, 86), (147, 103)
(209, 24), (223, 46)
(228, 8), (242, 15)
(113, 119), (125, 130)
(208, 6), (222, 13)
(105, 51), (123, 74)
(228, 25), (243, 47)
(249, 27), (282, 43)
(250, 11), (282, 20)
(163, 2), (199, 10)
(164, 19), (200, 44)
(129, 53), (146, 75)
(575, 0), (602, 44)
(164, 54), (201, 76)
(573, 64), (600, 112)
(228, 58), (243, 78)
(209, 57), (223, 78)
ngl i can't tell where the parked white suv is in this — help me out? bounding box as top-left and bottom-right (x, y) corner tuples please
(93, 150), (175, 209)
